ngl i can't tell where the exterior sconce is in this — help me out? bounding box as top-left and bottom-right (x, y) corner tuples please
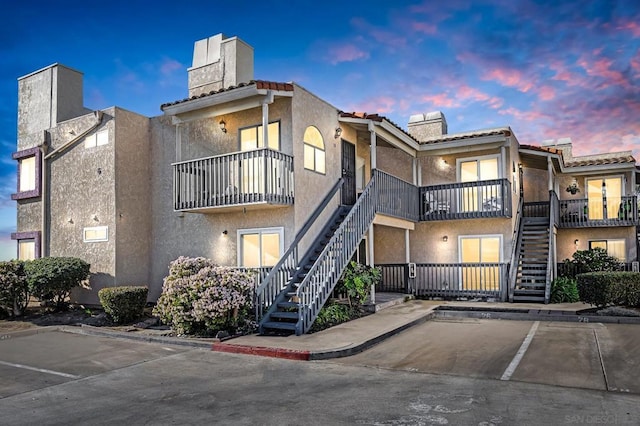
(574, 239), (579, 246)
(442, 236), (448, 242)
(92, 214), (99, 222)
(566, 178), (580, 194)
(67, 218), (73, 224)
(222, 230), (228, 235)
(334, 127), (342, 139)
(219, 120), (227, 133)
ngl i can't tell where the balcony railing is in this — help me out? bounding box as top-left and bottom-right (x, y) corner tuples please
(374, 169), (420, 222)
(172, 148), (294, 211)
(558, 196), (639, 227)
(420, 179), (512, 221)
(377, 263), (507, 300)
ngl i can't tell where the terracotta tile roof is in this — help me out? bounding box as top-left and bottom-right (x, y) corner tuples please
(161, 80), (294, 110)
(520, 144), (564, 156)
(419, 128), (511, 144)
(339, 111), (419, 143)
(564, 155), (636, 168)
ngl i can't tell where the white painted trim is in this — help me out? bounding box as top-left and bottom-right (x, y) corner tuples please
(456, 153), (502, 181)
(83, 226), (109, 243)
(237, 227), (285, 267)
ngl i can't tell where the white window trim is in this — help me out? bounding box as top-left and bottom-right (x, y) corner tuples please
(456, 153), (502, 181)
(83, 226), (109, 242)
(237, 226), (284, 267)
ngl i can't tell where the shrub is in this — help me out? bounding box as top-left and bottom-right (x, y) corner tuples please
(561, 248), (622, 278)
(310, 302), (361, 333)
(577, 272), (640, 308)
(24, 257), (90, 310)
(0, 260), (29, 318)
(98, 286), (148, 324)
(550, 277), (579, 303)
(153, 257), (255, 336)
(335, 261), (380, 307)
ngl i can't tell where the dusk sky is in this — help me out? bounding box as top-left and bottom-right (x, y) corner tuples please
(1, 0), (639, 260)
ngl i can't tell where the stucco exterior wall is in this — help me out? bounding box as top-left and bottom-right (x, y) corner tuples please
(47, 108), (117, 303)
(114, 108), (151, 288)
(556, 227), (637, 263)
(523, 168), (548, 203)
(376, 146), (414, 183)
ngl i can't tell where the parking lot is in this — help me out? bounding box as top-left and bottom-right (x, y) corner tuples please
(334, 317), (640, 394)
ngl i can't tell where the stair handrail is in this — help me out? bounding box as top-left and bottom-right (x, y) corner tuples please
(295, 173), (379, 335)
(255, 178), (344, 320)
(545, 190), (558, 303)
(508, 196), (524, 302)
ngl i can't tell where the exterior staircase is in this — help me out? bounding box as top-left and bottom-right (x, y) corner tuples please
(513, 217), (550, 302)
(259, 206), (350, 334)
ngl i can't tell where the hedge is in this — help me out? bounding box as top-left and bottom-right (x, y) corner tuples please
(0, 260), (29, 317)
(24, 257), (90, 309)
(98, 286), (148, 324)
(577, 272), (640, 308)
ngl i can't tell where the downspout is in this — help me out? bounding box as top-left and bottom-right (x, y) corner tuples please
(40, 110), (104, 257)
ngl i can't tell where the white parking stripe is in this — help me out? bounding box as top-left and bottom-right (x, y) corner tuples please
(0, 360), (81, 379)
(500, 321), (540, 381)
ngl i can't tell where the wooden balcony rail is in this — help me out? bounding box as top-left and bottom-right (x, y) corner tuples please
(377, 263), (506, 299)
(558, 196), (639, 227)
(374, 169), (420, 222)
(172, 148), (294, 211)
(420, 179), (512, 221)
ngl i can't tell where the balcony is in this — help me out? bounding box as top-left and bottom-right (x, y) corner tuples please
(420, 179), (512, 221)
(558, 196), (639, 227)
(173, 148), (294, 212)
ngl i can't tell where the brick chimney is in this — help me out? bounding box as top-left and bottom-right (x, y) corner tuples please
(187, 33), (254, 97)
(407, 111), (448, 141)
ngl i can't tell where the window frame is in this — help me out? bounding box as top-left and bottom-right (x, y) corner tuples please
(237, 227), (284, 268)
(303, 125), (326, 174)
(238, 120), (281, 151)
(10, 231), (41, 259)
(588, 239), (626, 261)
(11, 147), (42, 200)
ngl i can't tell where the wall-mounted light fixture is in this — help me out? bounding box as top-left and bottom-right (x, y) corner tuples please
(67, 218), (73, 224)
(442, 236), (448, 242)
(222, 230), (228, 235)
(92, 214), (99, 222)
(219, 120), (227, 133)
(334, 127), (343, 139)
(574, 239), (579, 246)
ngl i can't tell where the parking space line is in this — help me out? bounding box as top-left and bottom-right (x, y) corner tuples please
(500, 321), (539, 381)
(0, 360), (81, 379)
(593, 329), (610, 391)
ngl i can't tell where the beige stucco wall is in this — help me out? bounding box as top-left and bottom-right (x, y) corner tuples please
(114, 108), (151, 288)
(47, 108), (117, 303)
(523, 168), (549, 203)
(556, 227), (636, 263)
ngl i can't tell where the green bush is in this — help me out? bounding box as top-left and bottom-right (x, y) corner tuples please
(335, 261), (381, 307)
(577, 272), (640, 308)
(153, 257), (255, 336)
(310, 302), (361, 332)
(562, 248), (622, 277)
(24, 257), (90, 310)
(98, 286), (148, 324)
(0, 260), (29, 318)
(550, 277), (579, 303)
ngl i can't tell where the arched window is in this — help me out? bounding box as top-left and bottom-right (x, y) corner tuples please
(303, 126), (325, 173)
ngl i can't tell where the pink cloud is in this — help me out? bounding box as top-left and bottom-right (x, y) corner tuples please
(457, 85), (504, 109)
(351, 96), (396, 114)
(549, 61), (583, 86)
(617, 20), (640, 38)
(538, 86), (556, 101)
(498, 107), (546, 123)
(328, 44), (369, 65)
(482, 68), (533, 93)
(160, 58), (183, 76)
(577, 56), (627, 88)
(411, 21), (437, 35)
(421, 93), (458, 108)
(630, 49), (640, 77)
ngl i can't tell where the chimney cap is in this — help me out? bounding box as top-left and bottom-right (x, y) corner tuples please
(408, 111), (446, 124)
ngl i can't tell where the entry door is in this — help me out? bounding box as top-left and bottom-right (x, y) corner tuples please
(460, 236), (501, 291)
(459, 156), (499, 212)
(341, 140), (356, 205)
(587, 177), (622, 220)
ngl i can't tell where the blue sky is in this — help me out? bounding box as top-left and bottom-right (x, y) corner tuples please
(1, 0), (639, 260)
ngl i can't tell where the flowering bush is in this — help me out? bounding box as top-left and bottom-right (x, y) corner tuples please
(153, 257), (255, 336)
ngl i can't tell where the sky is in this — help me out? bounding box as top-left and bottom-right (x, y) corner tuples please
(1, 0), (639, 260)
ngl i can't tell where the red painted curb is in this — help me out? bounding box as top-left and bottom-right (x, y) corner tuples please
(211, 343), (311, 361)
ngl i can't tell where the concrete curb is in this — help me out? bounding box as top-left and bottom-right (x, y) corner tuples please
(0, 326), (58, 341)
(435, 309), (640, 324)
(211, 311), (437, 361)
(58, 325), (215, 349)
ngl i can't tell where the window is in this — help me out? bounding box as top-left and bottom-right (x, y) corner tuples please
(303, 126), (325, 173)
(85, 129), (109, 148)
(83, 226), (109, 242)
(240, 121), (280, 151)
(457, 155), (500, 212)
(586, 176), (623, 220)
(11, 147), (41, 200)
(10, 231), (40, 260)
(238, 227), (284, 268)
(459, 235), (502, 291)
(589, 239), (626, 261)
